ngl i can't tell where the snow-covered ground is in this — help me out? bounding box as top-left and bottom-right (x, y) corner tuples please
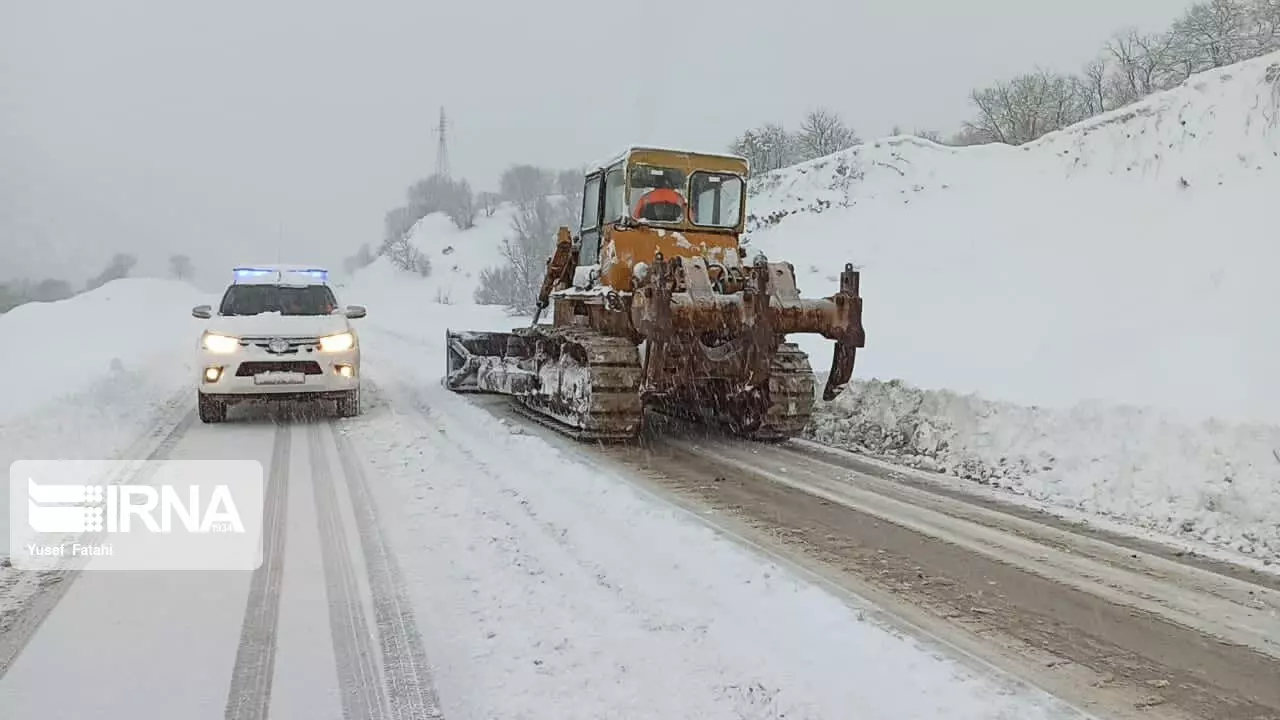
(0, 278), (214, 532)
(323, 282), (1084, 719)
(0, 279), (214, 636)
(0, 274), (1088, 719)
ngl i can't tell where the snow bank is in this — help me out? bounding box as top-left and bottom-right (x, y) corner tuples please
(742, 53), (1280, 560)
(0, 278), (211, 423)
(810, 379), (1280, 561)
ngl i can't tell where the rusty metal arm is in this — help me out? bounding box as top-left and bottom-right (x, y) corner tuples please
(628, 260), (865, 400)
(822, 264), (865, 400)
(531, 227), (577, 325)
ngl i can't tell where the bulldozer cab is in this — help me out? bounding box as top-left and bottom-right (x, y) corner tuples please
(577, 147), (748, 266)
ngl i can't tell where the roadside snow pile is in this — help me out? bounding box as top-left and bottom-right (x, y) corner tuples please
(809, 379), (1280, 561)
(742, 53), (1280, 559)
(0, 278), (210, 423)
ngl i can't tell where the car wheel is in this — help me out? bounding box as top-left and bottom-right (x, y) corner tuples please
(198, 393), (227, 423)
(336, 388), (360, 418)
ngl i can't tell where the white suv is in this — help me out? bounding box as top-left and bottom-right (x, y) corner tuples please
(191, 266), (366, 423)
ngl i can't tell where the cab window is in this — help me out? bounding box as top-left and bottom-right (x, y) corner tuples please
(601, 164), (626, 224)
(628, 164), (687, 223)
(581, 174), (601, 230)
(689, 172), (743, 229)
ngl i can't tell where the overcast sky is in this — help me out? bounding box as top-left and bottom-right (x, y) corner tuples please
(1, 0), (1192, 289)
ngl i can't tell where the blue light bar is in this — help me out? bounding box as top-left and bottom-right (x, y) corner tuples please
(232, 266), (329, 282)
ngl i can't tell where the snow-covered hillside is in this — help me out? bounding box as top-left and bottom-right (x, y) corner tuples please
(745, 53), (1280, 562)
(373, 206), (517, 307)
(746, 55), (1280, 427)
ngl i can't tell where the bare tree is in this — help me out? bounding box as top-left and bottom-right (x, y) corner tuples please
(964, 70), (1090, 145)
(342, 243), (376, 275)
(496, 196), (561, 313)
(557, 168), (581, 197)
(473, 264), (522, 307)
(730, 123), (802, 173)
(1248, 0), (1280, 54)
(759, 123), (799, 170)
(0, 282), (19, 313)
(169, 254), (194, 281)
(797, 108), (859, 160)
(500, 164), (554, 205)
(84, 253), (137, 292)
(1080, 57), (1111, 115)
(558, 168), (585, 229)
(946, 127), (989, 146)
(443, 177), (476, 230)
(29, 278), (73, 302)
(380, 234), (431, 276)
(1170, 0), (1252, 73)
(477, 191), (501, 217)
(382, 205), (420, 250)
(729, 129), (767, 171)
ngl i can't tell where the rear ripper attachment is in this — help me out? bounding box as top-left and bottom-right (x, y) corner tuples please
(443, 145), (865, 443)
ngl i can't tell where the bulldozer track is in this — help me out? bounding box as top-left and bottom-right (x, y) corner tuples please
(513, 328), (646, 441)
(644, 341), (817, 442)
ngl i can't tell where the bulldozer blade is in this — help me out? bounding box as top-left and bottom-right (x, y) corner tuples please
(443, 329), (539, 395)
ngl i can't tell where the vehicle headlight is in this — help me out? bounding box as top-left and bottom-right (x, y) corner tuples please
(202, 332), (239, 354)
(319, 331), (355, 353)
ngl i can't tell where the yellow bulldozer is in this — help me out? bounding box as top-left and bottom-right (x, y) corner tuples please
(444, 145), (865, 441)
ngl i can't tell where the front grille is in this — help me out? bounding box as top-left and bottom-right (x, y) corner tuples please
(238, 337), (320, 355)
(235, 361), (324, 377)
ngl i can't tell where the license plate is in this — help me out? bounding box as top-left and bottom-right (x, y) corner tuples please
(254, 372), (305, 386)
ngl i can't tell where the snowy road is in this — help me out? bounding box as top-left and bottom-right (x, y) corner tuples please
(0, 408), (442, 720)
(0, 320), (1275, 719)
(533, 422), (1280, 720)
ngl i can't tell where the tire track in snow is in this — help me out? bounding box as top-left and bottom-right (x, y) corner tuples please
(0, 400), (196, 678)
(330, 422), (444, 720)
(223, 422), (291, 720)
(306, 422), (390, 719)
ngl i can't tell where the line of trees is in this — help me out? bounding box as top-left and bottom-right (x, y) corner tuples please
(957, 0), (1280, 146)
(0, 251), (155, 314)
(729, 107), (862, 173)
(729, 0), (1280, 156)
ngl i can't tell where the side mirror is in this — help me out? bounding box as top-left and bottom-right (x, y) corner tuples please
(344, 305), (367, 319)
(192, 305), (212, 319)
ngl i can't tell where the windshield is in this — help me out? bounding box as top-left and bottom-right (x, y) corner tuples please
(628, 164), (687, 223)
(219, 284), (338, 316)
(689, 171), (744, 228)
